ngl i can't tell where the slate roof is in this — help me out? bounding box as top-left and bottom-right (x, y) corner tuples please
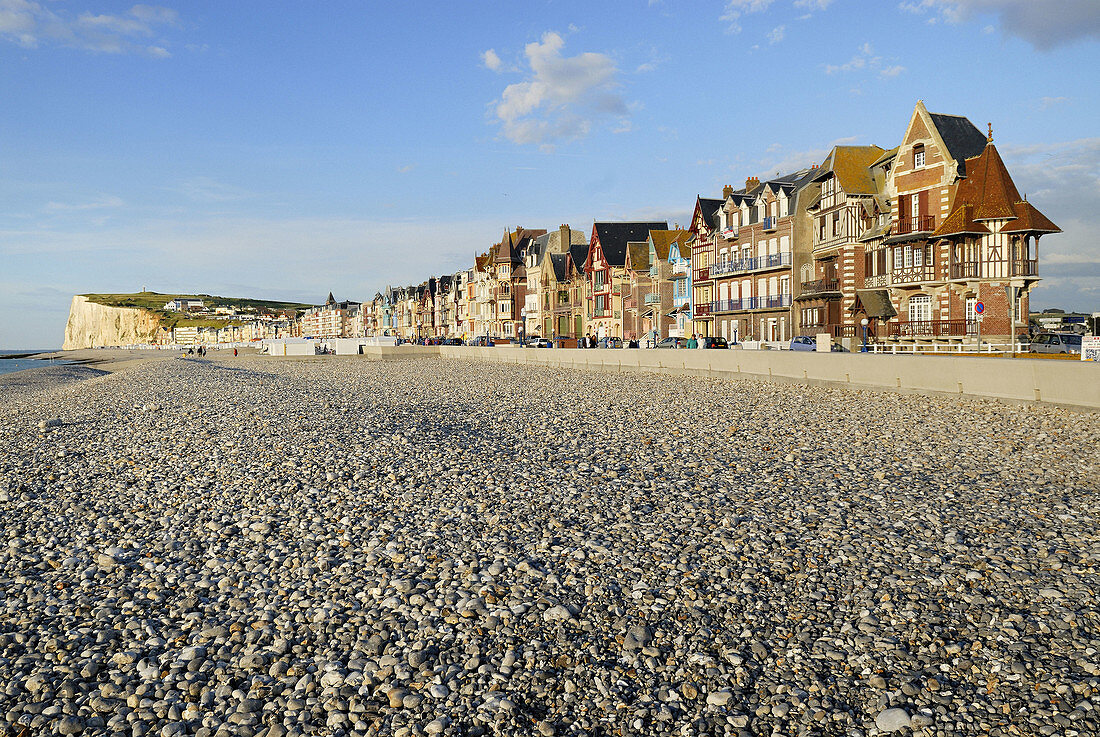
(568, 243), (589, 275)
(549, 253), (569, 282)
(592, 222), (668, 267)
(495, 227), (547, 265)
(934, 141), (1060, 237)
(693, 197), (724, 232)
(929, 113), (987, 176)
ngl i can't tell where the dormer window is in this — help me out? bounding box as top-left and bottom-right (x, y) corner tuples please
(913, 144), (925, 169)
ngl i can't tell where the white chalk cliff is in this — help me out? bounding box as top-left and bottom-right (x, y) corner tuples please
(63, 296), (163, 349)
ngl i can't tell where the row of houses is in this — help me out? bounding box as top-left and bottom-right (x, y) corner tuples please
(302, 101), (1059, 347)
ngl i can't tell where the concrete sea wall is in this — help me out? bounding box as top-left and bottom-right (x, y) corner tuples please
(419, 345), (1099, 411)
(62, 296), (163, 350)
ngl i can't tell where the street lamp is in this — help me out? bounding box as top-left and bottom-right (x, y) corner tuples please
(861, 318), (869, 353)
(520, 307), (527, 346)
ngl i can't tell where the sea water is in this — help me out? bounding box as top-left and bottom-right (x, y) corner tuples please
(0, 350), (67, 377)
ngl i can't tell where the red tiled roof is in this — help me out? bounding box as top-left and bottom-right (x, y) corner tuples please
(935, 141), (1059, 237)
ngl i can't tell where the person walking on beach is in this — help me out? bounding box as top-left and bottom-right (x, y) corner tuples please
(686, 334), (698, 349)
(233, 348), (238, 357)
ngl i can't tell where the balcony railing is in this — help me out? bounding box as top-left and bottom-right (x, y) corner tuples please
(950, 261), (980, 280)
(712, 295), (793, 312)
(887, 319), (976, 338)
(709, 252), (793, 278)
(671, 263), (690, 278)
(623, 297), (637, 310)
(762, 216), (777, 231)
(1011, 259), (1038, 277)
(694, 267), (711, 281)
(694, 302), (712, 316)
(864, 274), (888, 288)
(800, 278), (840, 295)
(892, 265), (937, 284)
(892, 215), (936, 236)
(592, 308), (611, 318)
(644, 293), (661, 305)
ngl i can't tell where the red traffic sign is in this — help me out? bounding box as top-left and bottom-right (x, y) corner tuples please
(974, 301), (985, 314)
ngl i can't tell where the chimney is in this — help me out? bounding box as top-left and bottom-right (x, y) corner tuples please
(722, 184), (734, 198)
(560, 223), (570, 249)
(746, 176), (760, 190)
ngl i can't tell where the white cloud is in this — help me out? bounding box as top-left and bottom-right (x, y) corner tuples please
(720, 0), (774, 34)
(481, 48), (502, 72)
(44, 195), (125, 211)
(768, 25), (786, 43)
(794, 0), (833, 9)
(488, 31), (627, 148)
(899, 0), (1100, 49)
(1038, 96), (1069, 110)
(824, 42), (905, 79)
(0, 1), (179, 55)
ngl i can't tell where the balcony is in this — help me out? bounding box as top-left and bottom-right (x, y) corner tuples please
(592, 308), (611, 318)
(1011, 259), (1038, 277)
(887, 319), (976, 338)
(694, 267), (711, 282)
(623, 297), (637, 310)
(713, 295), (793, 312)
(864, 274), (888, 288)
(644, 293), (661, 305)
(950, 261), (980, 280)
(800, 279), (840, 296)
(891, 265), (937, 284)
(762, 216), (777, 231)
(671, 262), (690, 278)
(711, 258), (752, 277)
(892, 215), (936, 236)
(694, 302), (712, 316)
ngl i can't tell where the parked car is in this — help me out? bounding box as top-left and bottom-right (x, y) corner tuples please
(469, 336), (495, 347)
(526, 337), (553, 348)
(790, 335), (848, 352)
(790, 336), (817, 352)
(598, 336), (623, 349)
(442, 337), (464, 346)
(701, 336), (729, 349)
(656, 337), (688, 349)
(1029, 332), (1082, 355)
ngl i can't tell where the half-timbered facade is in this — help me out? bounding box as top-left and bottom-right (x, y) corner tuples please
(586, 222), (667, 340)
(689, 196), (723, 337)
(796, 145), (886, 340)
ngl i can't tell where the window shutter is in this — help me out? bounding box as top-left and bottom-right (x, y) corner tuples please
(899, 194), (911, 224)
(918, 190), (929, 218)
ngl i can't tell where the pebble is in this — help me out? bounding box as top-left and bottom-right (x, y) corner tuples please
(0, 355), (1096, 737)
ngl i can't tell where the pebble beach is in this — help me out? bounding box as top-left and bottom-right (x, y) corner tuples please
(1, 352), (1098, 737)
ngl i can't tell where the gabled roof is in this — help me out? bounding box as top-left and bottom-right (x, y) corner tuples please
(474, 252), (491, 272)
(592, 222), (668, 267)
(812, 145), (885, 195)
(928, 112), (987, 177)
(495, 227), (547, 265)
(693, 197), (724, 232)
(649, 229), (692, 260)
(626, 242), (650, 272)
(549, 252), (569, 282)
(934, 141), (1060, 237)
(568, 242), (589, 275)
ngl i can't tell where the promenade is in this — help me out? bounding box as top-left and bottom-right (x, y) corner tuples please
(1, 353), (1097, 736)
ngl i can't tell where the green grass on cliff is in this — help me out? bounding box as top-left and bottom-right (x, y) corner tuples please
(81, 291), (312, 332)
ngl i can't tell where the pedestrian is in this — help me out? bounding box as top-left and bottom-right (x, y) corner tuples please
(233, 348), (238, 357)
(686, 333), (698, 349)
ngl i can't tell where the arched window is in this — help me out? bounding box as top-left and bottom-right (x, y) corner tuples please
(908, 294), (932, 323)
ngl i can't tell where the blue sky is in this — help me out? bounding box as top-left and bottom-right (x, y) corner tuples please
(1, 0), (1098, 348)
